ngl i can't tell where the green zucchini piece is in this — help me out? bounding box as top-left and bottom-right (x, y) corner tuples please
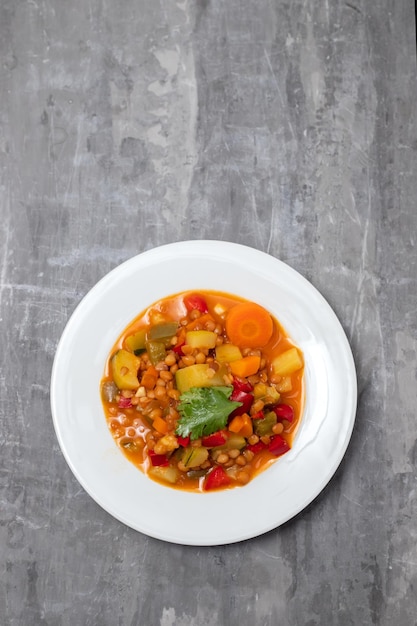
(212, 434), (246, 452)
(125, 329), (147, 354)
(254, 411), (277, 436)
(148, 322), (178, 345)
(146, 340), (167, 365)
(181, 446), (209, 468)
(186, 469), (208, 479)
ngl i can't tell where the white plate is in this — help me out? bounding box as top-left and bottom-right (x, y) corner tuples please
(50, 241), (357, 545)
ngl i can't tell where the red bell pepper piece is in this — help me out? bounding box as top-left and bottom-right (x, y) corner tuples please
(202, 430), (227, 447)
(272, 404), (294, 423)
(251, 410), (264, 420)
(246, 440), (267, 455)
(232, 378), (254, 393)
(268, 435), (290, 456)
(229, 389), (254, 418)
(118, 396), (132, 409)
(204, 466), (231, 491)
(183, 294), (209, 313)
(177, 435), (190, 447)
(173, 342), (185, 356)
(148, 450), (169, 467)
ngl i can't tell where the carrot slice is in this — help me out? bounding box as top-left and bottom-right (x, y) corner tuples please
(225, 302), (273, 348)
(229, 355), (261, 378)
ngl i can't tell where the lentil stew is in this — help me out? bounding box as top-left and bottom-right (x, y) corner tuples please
(100, 291), (304, 491)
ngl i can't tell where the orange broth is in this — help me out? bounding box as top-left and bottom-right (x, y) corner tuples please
(100, 290), (304, 492)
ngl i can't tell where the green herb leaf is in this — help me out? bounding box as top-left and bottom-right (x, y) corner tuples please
(176, 387), (242, 440)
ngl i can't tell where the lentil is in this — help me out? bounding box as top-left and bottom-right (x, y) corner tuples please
(164, 353), (176, 366)
(272, 422), (284, 435)
(159, 370), (173, 382)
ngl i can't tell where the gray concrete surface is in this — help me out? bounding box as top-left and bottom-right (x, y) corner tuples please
(1, 0), (417, 624)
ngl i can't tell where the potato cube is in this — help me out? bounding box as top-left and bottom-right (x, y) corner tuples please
(111, 350), (140, 390)
(215, 343), (242, 363)
(271, 348), (303, 376)
(175, 363), (228, 393)
(185, 330), (217, 349)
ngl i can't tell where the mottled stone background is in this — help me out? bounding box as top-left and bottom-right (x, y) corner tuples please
(1, 0), (416, 624)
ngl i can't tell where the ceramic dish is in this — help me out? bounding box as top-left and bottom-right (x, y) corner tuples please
(50, 240), (357, 545)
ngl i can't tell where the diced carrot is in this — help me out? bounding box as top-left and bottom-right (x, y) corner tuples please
(238, 413), (253, 438)
(186, 313), (215, 331)
(225, 302), (273, 348)
(228, 413), (253, 438)
(228, 415), (244, 433)
(229, 355), (261, 378)
(175, 328), (186, 346)
(153, 415), (169, 434)
(141, 365), (158, 390)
